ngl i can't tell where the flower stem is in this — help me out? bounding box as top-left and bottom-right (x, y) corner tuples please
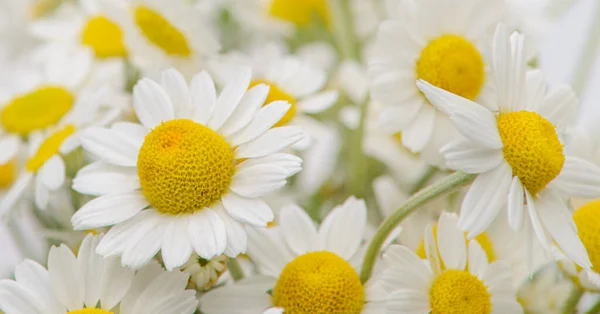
(330, 0), (358, 60)
(359, 171), (476, 283)
(227, 257), (245, 282)
(409, 166), (438, 195)
(563, 284), (584, 314)
(586, 299), (600, 314)
(571, 0), (600, 96)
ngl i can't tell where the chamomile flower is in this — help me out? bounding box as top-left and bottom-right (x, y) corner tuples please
(0, 233), (198, 314)
(200, 197), (386, 314)
(180, 254), (229, 290)
(71, 67), (304, 270)
(381, 212), (523, 313)
(417, 24), (600, 269)
(368, 0), (508, 167)
(107, 0), (220, 78)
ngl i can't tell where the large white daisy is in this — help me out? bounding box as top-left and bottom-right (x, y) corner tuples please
(368, 0), (508, 167)
(0, 233), (198, 314)
(417, 23), (600, 269)
(199, 197), (386, 314)
(381, 212), (523, 313)
(71, 67), (304, 270)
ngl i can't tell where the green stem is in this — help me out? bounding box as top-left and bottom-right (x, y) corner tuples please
(348, 97), (369, 198)
(409, 166), (438, 195)
(571, 0), (600, 96)
(359, 171), (476, 283)
(586, 299), (600, 314)
(329, 0), (358, 60)
(227, 257), (245, 282)
(563, 284), (584, 314)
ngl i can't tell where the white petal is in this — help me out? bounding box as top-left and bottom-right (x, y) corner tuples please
(507, 176), (525, 231)
(48, 244), (84, 310)
(71, 192), (149, 230)
(133, 78), (175, 129)
(424, 223), (441, 275)
(73, 162), (140, 196)
(0, 174), (33, 219)
(493, 23), (526, 112)
(236, 153), (302, 176)
(34, 174), (49, 210)
(441, 139), (503, 173)
(381, 245), (433, 291)
(110, 122), (148, 147)
(228, 100), (291, 146)
(317, 197), (366, 259)
(160, 68), (192, 118)
(13, 260), (62, 313)
(538, 85), (578, 127)
(222, 193), (273, 227)
(199, 280), (273, 314)
(99, 257), (135, 310)
(80, 127), (139, 167)
(247, 227), (291, 276)
(386, 289), (430, 314)
(0, 281), (43, 314)
(121, 219), (166, 269)
(401, 104), (435, 152)
(218, 83), (268, 137)
(78, 234), (103, 307)
(437, 212), (466, 270)
(553, 156), (600, 198)
(279, 204), (317, 254)
(215, 209), (247, 257)
(526, 190), (549, 249)
(524, 70), (546, 111)
(230, 165), (288, 198)
(296, 90), (338, 114)
(161, 218), (193, 270)
(0, 135), (20, 164)
(190, 71), (217, 124)
(188, 208), (227, 259)
(95, 210), (157, 257)
(39, 155), (65, 190)
(235, 126), (304, 158)
(468, 240), (489, 277)
(208, 67), (251, 130)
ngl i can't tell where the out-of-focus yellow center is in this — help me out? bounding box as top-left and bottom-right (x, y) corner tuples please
(0, 160), (16, 189)
(574, 200), (600, 272)
(26, 124), (75, 172)
(28, 0), (61, 19)
(416, 224), (496, 263)
(268, 0), (330, 27)
(134, 6), (191, 57)
(430, 269), (491, 314)
(1, 86), (74, 136)
(137, 119), (234, 215)
(249, 80), (296, 127)
(81, 15), (127, 58)
(273, 251), (364, 314)
(497, 111), (564, 196)
(67, 309), (113, 314)
(417, 35), (485, 101)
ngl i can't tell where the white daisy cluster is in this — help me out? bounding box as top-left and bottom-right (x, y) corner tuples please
(0, 0), (598, 313)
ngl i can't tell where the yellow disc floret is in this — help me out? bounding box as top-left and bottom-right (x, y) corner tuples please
(268, 0), (330, 27)
(573, 200), (600, 272)
(134, 6), (191, 57)
(430, 269), (491, 314)
(273, 251), (364, 314)
(417, 35), (485, 100)
(497, 111), (564, 196)
(1, 86), (74, 136)
(68, 309), (113, 314)
(81, 15), (127, 58)
(0, 160), (16, 189)
(416, 224), (496, 263)
(137, 119), (234, 215)
(249, 80), (296, 127)
(26, 124), (75, 172)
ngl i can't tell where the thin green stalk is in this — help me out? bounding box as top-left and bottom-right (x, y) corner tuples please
(563, 284), (584, 314)
(227, 257), (245, 282)
(571, 0), (600, 96)
(329, 0), (358, 60)
(348, 97), (369, 198)
(359, 171), (476, 283)
(409, 166), (438, 195)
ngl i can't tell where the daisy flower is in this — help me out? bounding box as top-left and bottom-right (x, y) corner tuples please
(71, 67), (304, 270)
(0, 233), (198, 314)
(381, 212), (523, 313)
(107, 0), (220, 78)
(417, 23), (600, 269)
(199, 197), (386, 314)
(368, 0), (508, 167)
(180, 253), (228, 291)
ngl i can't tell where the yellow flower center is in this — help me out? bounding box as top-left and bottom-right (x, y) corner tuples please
(1, 86), (74, 136)
(81, 15), (127, 58)
(273, 251), (364, 314)
(137, 119), (234, 215)
(430, 269), (491, 314)
(416, 224), (496, 264)
(417, 35), (485, 100)
(0, 160), (16, 189)
(68, 309), (113, 314)
(134, 6), (191, 57)
(248, 80), (296, 127)
(268, 0), (330, 27)
(573, 200), (600, 272)
(26, 124), (75, 172)
(497, 111), (564, 196)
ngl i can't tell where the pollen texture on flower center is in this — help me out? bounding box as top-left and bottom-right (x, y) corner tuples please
(497, 111), (564, 196)
(272, 251), (364, 314)
(430, 269), (491, 314)
(573, 200), (600, 272)
(1, 86), (74, 136)
(249, 79), (296, 126)
(134, 6), (191, 57)
(137, 119), (234, 215)
(67, 309), (113, 314)
(416, 224), (496, 264)
(81, 15), (127, 58)
(417, 34), (485, 100)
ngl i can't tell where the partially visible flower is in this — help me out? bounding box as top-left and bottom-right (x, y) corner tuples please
(181, 254), (228, 290)
(518, 263), (573, 314)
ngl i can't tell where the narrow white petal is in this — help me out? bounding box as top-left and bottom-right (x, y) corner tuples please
(222, 193), (273, 227)
(208, 67), (251, 130)
(279, 204), (317, 254)
(441, 139), (503, 173)
(160, 68), (192, 118)
(507, 176), (525, 231)
(95, 210), (157, 257)
(317, 197), (366, 260)
(188, 208), (227, 259)
(13, 260), (62, 313)
(48, 244), (84, 310)
(424, 223), (441, 275)
(161, 218), (193, 270)
(401, 104), (435, 152)
(386, 289), (430, 313)
(215, 208), (247, 257)
(110, 122), (148, 148)
(0, 174), (33, 219)
(218, 83), (269, 137)
(468, 240), (489, 277)
(553, 156), (600, 198)
(0, 135), (20, 164)
(525, 190), (549, 249)
(228, 100), (291, 146)
(190, 71), (217, 124)
(236, 153), (302, 176)
(493, 23), (526, 112)
(121, 219), (166, 269)
(538, 85), (578, 127)
(39, 155), (65, 190)
(235, 126), (304, 158)
(34, 174), (49, 210)
(80, 127), (139, 167)
(133, 78), (175, 129)
(296, 90), (338, 114)
(73, 162), (140, 196)
(230, 164), (288, 198)
(437, 212), (466, 270)
(71, 192), (149, 230)
(0, 281), (43, 314)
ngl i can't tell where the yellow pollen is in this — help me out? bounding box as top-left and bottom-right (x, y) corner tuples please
(134, 6), (191, 57)
(68, 309), (113, 314)
(273, 251), (364, 314)
(416, 224), (496, 264)
(0, 160), (16, 189)
(573, 200), (600, 272)
(81, 15), (127, 58)
(1, 86), (74, 136)
(248, 80), (296, 127)
(417, 35), (485, 100)
(497, 111), (564, 196)
(26, 124), (75, 172)
(137, 119), (234, 215)
(268, 0), (330, 27)
(430, 269), (491, 314)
